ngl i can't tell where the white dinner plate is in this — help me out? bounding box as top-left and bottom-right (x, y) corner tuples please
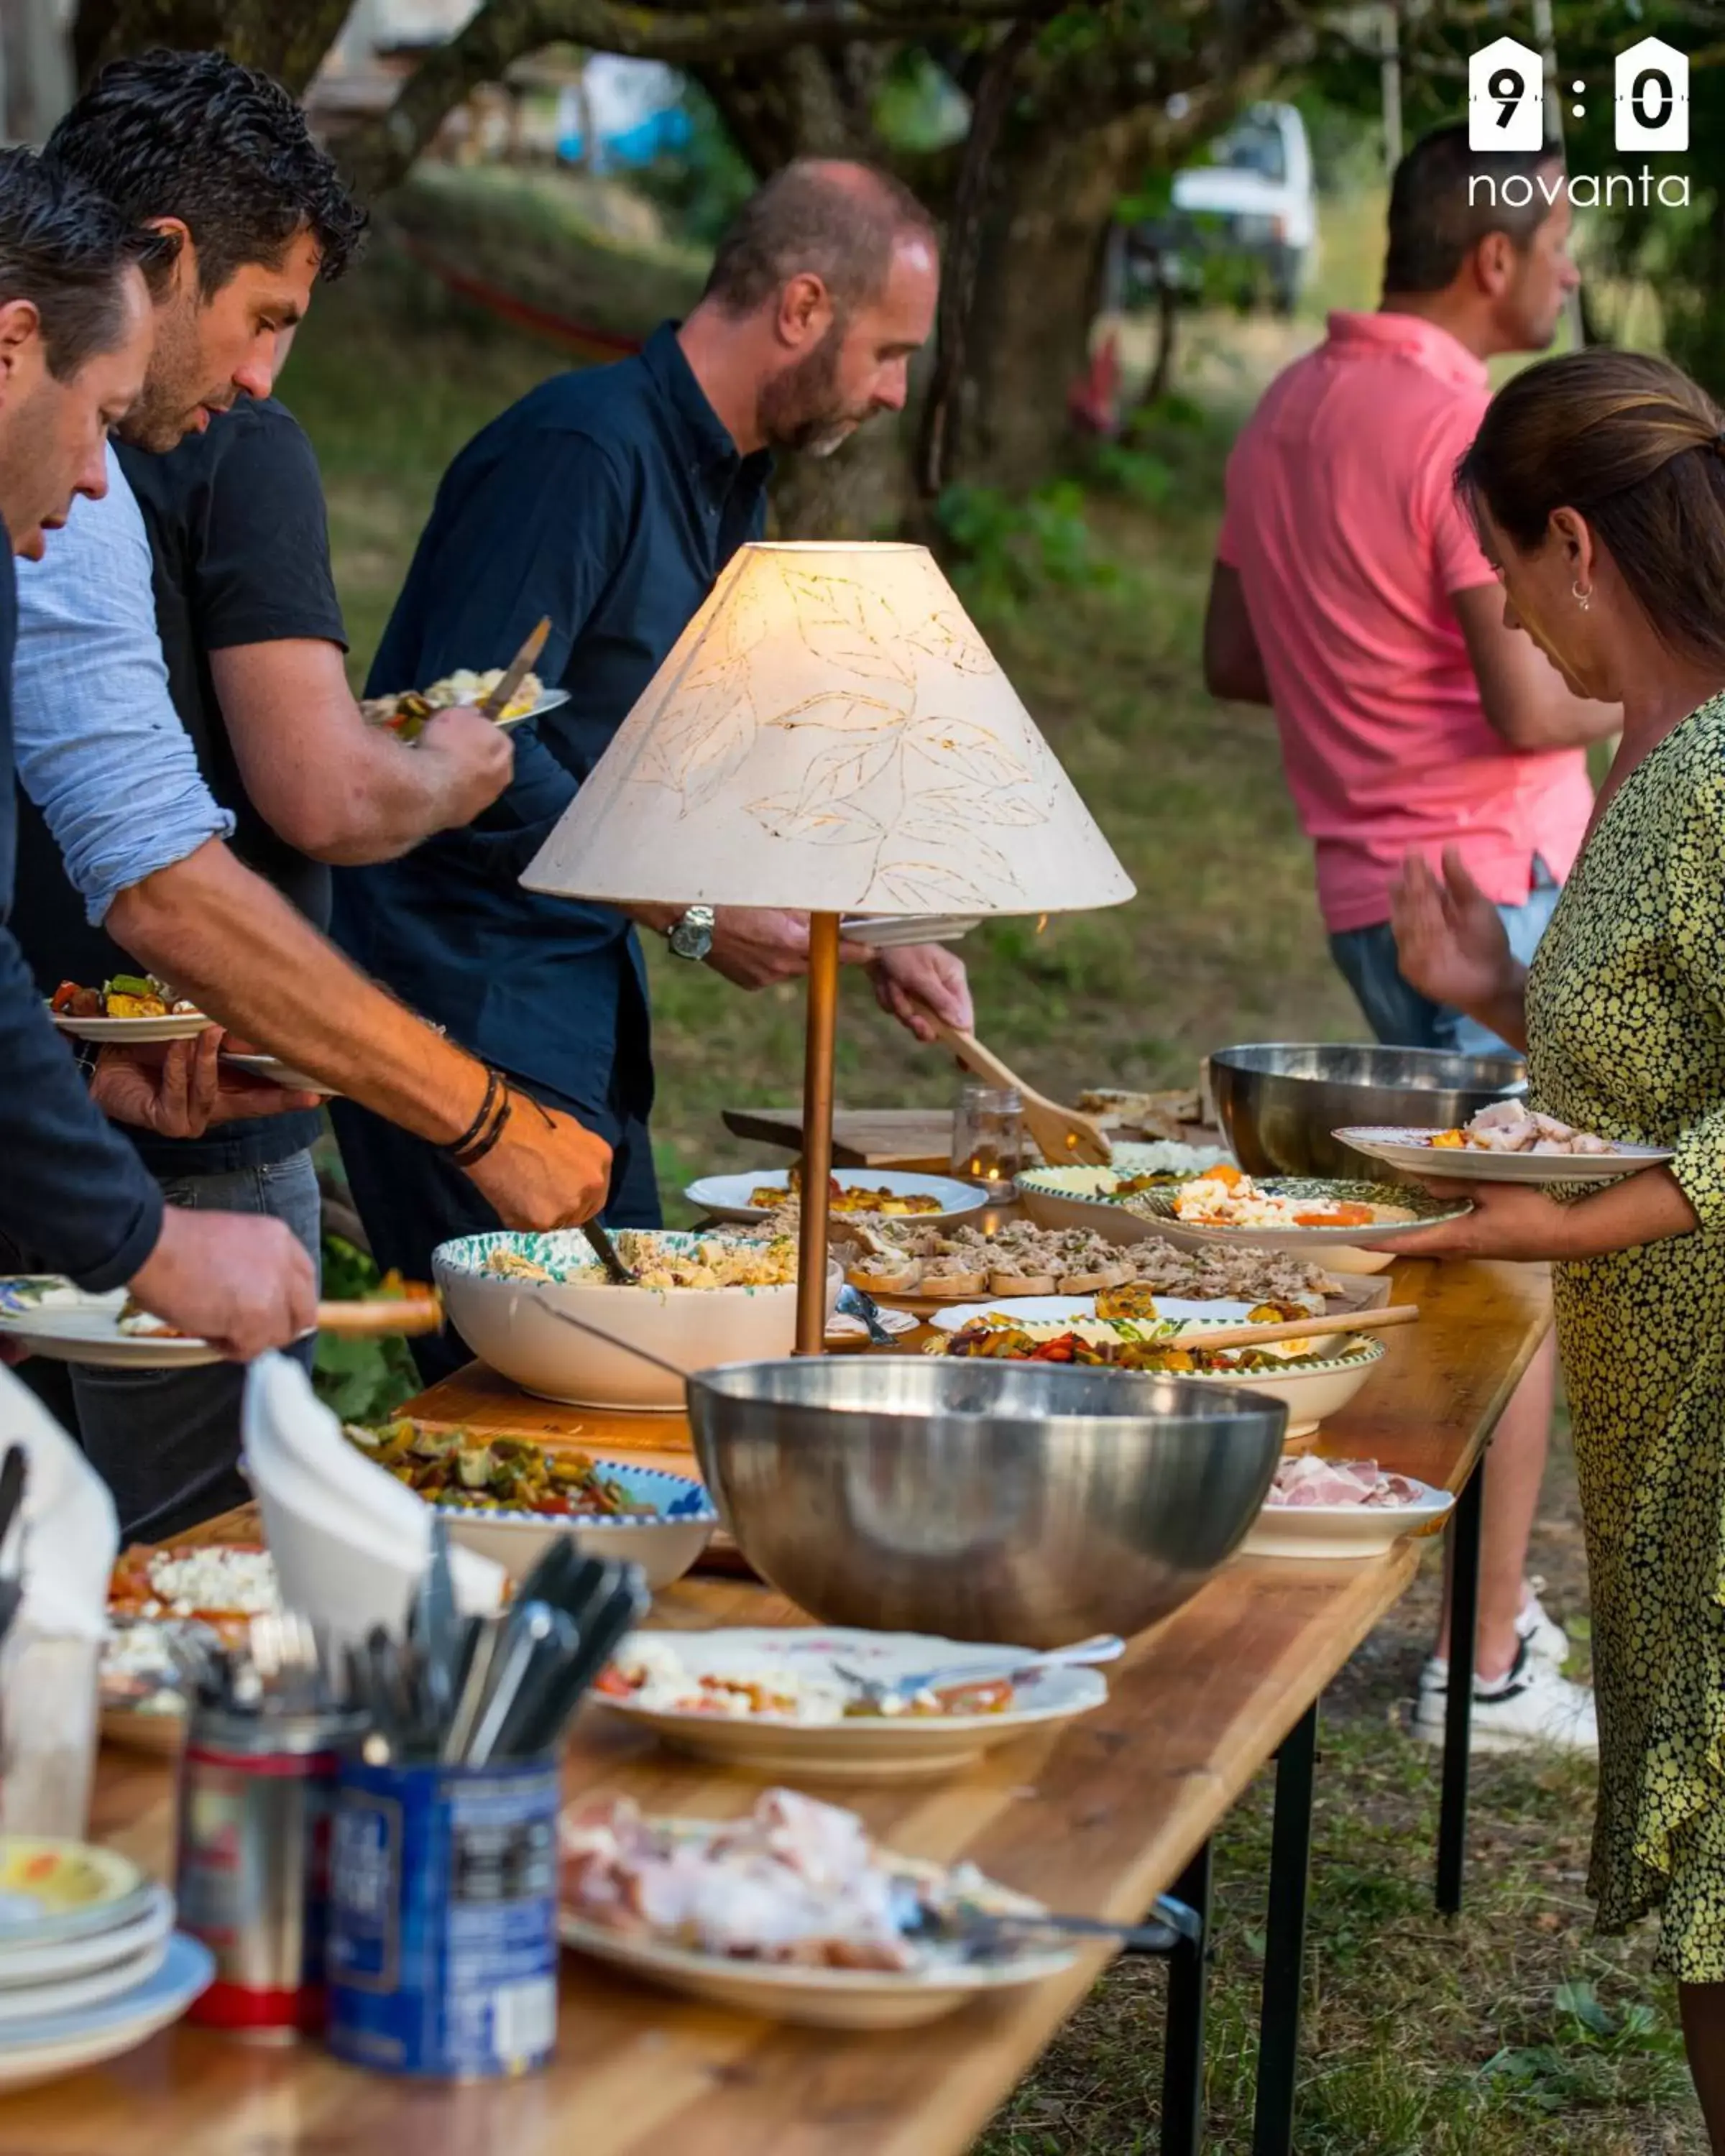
(47, 1008), (211, 1044)
(594, 1626), (1108, 1782)
(0, 1934), (169, 2026)
(561, 1830), (1074, 2028)
(1243, 1477), (1454, 1561)
(0, 1841), (150, 1953)
(0, 1886), (174, 1991)
(685, 1169), (988, 1227)
(496, 686), (569, 729)
(219, 1052), (337, 1096)
(839, 913), (981, 949)
(0, 1279), (218, 1368)
(0, 1932), (213, 2091)
(926, 1294), (1258, 1331)
(1335, 1127), (1674, 1184)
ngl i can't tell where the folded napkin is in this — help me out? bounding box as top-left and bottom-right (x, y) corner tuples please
(242, 1354), (504, 1647)
(0, 1367), (116, 1838)
(0, 1364), (116, 1643)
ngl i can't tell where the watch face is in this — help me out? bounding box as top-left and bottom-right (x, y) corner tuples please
(670, 911), (714, 959)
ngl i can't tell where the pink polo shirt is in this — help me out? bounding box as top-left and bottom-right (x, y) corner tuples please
(1216, 311), (1592, 934)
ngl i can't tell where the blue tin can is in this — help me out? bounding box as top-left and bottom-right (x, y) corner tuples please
(325, 1753), (560, 2080)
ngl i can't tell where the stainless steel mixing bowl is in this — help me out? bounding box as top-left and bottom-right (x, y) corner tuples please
(1209, 1043), (1525, 1183)
(686, 1357), (1287, 1649)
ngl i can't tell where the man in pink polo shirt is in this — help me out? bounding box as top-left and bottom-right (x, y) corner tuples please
(1205, 124), (1618, 1753)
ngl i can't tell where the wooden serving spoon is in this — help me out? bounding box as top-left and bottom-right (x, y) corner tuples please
(1145, 1304), (1418, 1353)
(907, 1005), (1113, 1167)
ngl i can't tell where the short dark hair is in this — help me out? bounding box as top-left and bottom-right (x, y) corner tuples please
(0, 147), (154, 381)
(1384, 122), (1561, 295)
(704, 158), (937, 318)
(45, 49), (366, 298)
(1458, 350), (1725, 671)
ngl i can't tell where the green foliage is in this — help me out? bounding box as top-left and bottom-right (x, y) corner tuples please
(934, 479), (1118, 609)
(312, 1235), (420, 1424)
(625, 80), (756, 245)
(1479, 1978), (1690, 2114)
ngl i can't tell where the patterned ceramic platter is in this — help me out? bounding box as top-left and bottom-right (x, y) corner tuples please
(1105, 1178), (1471, 1275)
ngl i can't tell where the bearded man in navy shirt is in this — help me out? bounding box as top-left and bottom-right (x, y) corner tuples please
(334, 160), (972, 1376)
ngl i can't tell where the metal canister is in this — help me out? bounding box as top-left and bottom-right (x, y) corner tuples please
(174, 1703), (362, 2038)
(326, 1752), (561, 2080)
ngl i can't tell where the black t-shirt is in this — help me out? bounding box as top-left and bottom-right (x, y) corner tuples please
(12, 397), (348, 1178)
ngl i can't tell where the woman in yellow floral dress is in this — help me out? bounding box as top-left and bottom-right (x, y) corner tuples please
(1386, 349), (1725, 2145)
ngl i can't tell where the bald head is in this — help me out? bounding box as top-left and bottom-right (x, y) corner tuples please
(703, 158), (938, 321)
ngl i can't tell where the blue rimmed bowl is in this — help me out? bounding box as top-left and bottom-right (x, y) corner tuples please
(436, 1460), (718, 1590)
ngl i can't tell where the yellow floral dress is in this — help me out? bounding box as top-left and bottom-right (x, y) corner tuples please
(1525, 688), (1725, 1981)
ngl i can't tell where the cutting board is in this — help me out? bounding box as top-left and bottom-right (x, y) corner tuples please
(722, 1106), (955, 1172)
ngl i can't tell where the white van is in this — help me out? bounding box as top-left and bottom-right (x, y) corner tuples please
(1169, 102), (1320, 314)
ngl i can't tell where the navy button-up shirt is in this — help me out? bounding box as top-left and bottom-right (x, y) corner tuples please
(331, 325), (770, 1142)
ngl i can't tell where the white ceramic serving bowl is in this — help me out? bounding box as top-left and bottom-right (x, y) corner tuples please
(433, 1229), (842, 1411)
(434, 1461), (717, 1590)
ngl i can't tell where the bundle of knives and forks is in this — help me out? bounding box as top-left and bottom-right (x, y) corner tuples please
(173, 1517), (648, 1766)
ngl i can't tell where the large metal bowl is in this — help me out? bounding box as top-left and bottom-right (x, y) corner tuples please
(686, 1357), (1286, 1649)
(1210, 1043), (1525, 1184)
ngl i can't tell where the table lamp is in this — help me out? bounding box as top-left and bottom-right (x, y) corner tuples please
(522, 541), (1133, 1354)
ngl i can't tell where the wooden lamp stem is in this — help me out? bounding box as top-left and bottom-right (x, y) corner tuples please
(795, 911), (841, 1355)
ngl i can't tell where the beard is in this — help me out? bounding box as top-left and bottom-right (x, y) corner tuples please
(115, 297), (233, 453)
(756, 320), (874, 456)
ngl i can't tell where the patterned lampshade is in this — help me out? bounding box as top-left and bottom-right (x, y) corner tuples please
(520, 541), (1133, 918)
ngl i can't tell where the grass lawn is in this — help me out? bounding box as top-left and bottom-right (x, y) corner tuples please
(284, 176), (1702, 2151)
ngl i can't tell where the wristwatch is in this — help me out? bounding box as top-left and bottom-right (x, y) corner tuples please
(666, 905), (716, 962)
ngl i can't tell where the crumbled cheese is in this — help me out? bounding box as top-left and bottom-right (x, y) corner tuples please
(144, 1547), (278, 1616)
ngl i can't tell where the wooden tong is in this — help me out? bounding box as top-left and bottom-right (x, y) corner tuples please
(909, 1005), (1113, 1166)
(315, 1293), (444, 1339)
(1158, 1304), (1419, 1353)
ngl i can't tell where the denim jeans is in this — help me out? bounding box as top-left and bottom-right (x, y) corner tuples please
(1328, 859), (1561, 1059)
(9, 1151), (321, 1542)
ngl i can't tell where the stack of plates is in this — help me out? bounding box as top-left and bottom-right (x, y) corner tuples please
(0, 1839), (211, 2090)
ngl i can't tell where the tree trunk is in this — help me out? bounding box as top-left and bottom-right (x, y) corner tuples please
(74, 0), (354, 91)
(961, 119), (1146, 493)
(768, 416), (914, 539)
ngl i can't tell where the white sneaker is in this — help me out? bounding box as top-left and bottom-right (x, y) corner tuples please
(1517, 1588), (1570, 1669)
(1412, 1639), (1598, 1755)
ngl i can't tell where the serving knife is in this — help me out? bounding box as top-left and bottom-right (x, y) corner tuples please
(478, 617), (551, 721)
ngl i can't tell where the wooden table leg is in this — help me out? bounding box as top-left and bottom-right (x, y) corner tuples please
(1160, 1840), (1212, 2155)
(1435, 1455), (1484, 1915)
(1251, 1700), (1319, 2155)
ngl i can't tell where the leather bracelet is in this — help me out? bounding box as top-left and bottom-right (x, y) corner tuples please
(450, 1086), (513, 1169)
(441, 1065), (502, 1161)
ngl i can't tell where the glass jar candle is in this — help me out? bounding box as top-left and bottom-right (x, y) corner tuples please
(951, 1082), (1024, 1186)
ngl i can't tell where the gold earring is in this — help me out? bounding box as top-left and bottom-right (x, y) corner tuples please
(1571, 580), (1591, 611)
